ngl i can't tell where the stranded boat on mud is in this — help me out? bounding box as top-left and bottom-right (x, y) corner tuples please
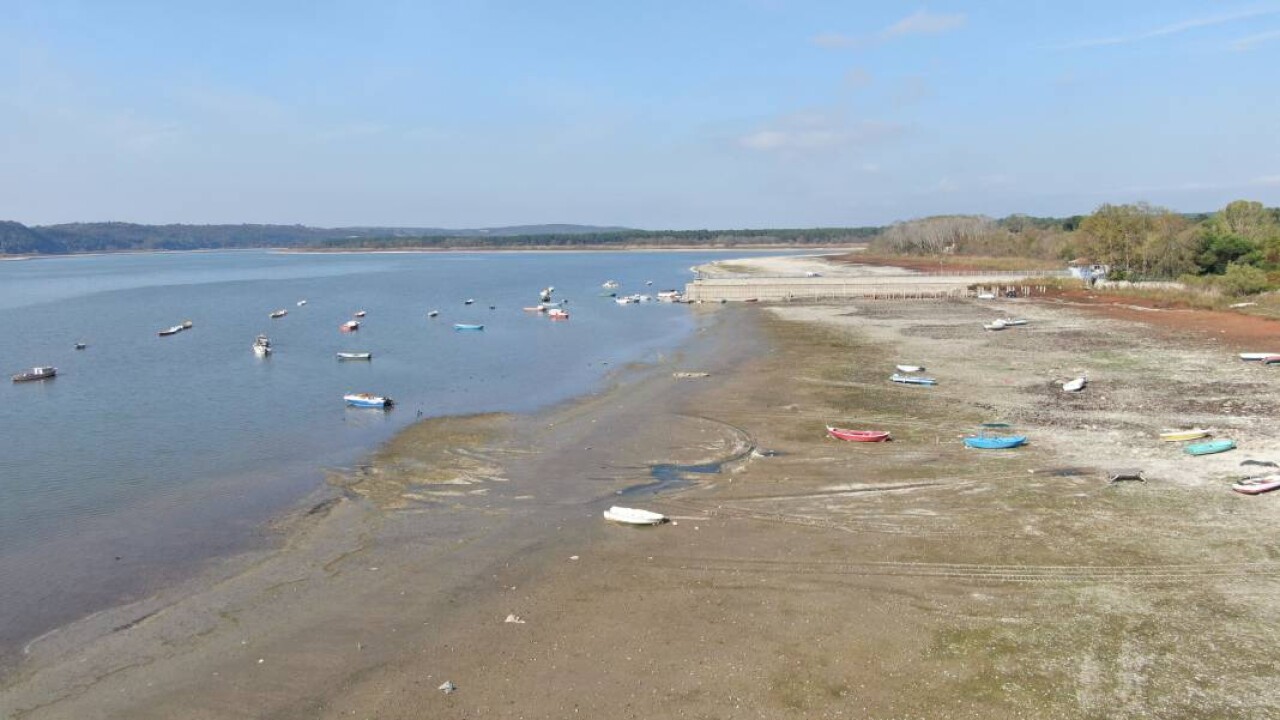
(890, 373), (936, 386)
(964, 423), (1026, 450)
(1159, 429), (1210, 442)
(12, 366), (56, 383)
(1184, 439), (1236, 456)
(826, 426), (891, 442)
(1233, 476), (1280, 495)
(603, 506), (666, 525)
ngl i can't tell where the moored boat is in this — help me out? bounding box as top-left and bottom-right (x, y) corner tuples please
(158, 325), (184, 337)
(428, 310), (440, 318)
(453, 323), (484, 331)
(252, 335), (272, 356)
(602, 280), (620, 289)
(12, 366), (56, 383)
(826, 426), (891, 442)
(344, 392), (393, 408)
(1159, 429), (1210, 442)
(1233, 476), (1280, 495)
(1184, 439), (1236, 456)
(891, 373), (936, 386)
(464, 299), (475, 305)
(297, 299), (307, 306)
(74, 342), (87, 350)
(336, 352), (373, 361)
(548, 308), (569, 320)
(340, 320), (360, 332)
(354, 310), (366, 318)
(270, 309), (288, 319)
(603, 506), (666, 525)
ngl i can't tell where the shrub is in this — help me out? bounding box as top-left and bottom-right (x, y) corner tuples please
(1218, 263), (1272, 296)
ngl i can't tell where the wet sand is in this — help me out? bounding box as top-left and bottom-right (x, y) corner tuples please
(6, 281), (1280, 718)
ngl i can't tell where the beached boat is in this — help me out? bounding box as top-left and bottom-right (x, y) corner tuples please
(895, 364), (925, 373)
(428, 310), (440, 318)
(1159, 429), (1210, 442)
(1262, 356), (1280, 365)
(964, 435), (1028, 450)
(548, 308), (569, 320)
(1062, 376), (1087, 393)
(340, 320), (360, 332)
(454, 323), (484, 331)
(252, 335), (272, 356)
(1000, 318), (1028, 326)
(158, 325), (184, 336)
(344, 392), (393, 408)
(1184, 439), (1236, 456)
(1239, 353), (1279, 361)
(354, 310), (366, 318)
(976, 292), (996, 300)
(891, 373), (936, 386)
(270, 309), (288, 319)
(1233, 476), (1280, 495)
(826, 426), (891, 442)
(336, 352), (372, 361)
(983, 320), (1007, 331)
(603, 506), (666, 525)
(12, 366), (56, 383)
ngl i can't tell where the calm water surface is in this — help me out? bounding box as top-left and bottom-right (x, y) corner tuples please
(0, 249), (782, 663)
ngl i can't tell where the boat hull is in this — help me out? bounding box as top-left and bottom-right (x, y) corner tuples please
(1184, 440), (1236, 456)
(827, 426), (891, 442)
(964, 436), (1027, 450)
(344, 394), (392, 408)
(890, 374), (936, 386)
(1233, 477), (1280, 495)
(1159, 429), (1209, 442)
(453, 324), (484, 331)
(603, 506), (666, 525)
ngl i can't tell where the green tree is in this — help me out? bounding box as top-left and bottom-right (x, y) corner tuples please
(1217, 262), (1272, 296)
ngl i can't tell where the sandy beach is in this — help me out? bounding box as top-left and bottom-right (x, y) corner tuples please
(6, 258), (1280, 718)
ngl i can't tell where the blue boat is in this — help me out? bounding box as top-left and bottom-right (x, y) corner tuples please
(890, 373), (936, 386)
(453, 323), (485, 332)
(964, 435), (1027, 450)
(1184, 439), (1236, 456)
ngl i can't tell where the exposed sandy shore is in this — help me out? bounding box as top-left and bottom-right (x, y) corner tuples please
(6, 263), (1280, 718)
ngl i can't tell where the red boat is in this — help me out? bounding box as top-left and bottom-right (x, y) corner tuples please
(1263, 356), (1280, 365)
(1233, 476), (1280, 495)
(826, 426), (891, 442)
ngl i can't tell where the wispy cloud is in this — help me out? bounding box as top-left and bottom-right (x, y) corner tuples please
(812, 9), (966, 49)
(739, 111), (904, 153)
(844, 67), (873, 89)
(1233, 28), (1280, 50)
(1054, 8), (1280, 49)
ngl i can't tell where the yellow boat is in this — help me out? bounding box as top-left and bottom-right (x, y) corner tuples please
(1159, 429), (1210, 442)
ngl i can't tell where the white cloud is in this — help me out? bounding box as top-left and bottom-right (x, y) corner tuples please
(1054, 8), (1280, 49)
(1233, 28), (1280, 50)
(739, 112), (904, 152)
(883, 10), (967, 38)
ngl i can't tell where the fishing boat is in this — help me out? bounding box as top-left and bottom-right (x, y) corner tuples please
(297, 300), (307, 306)
(336, 352), (372, 361)
(983, 320), (1007, 331)
(548, 308), (569, 320)
(252, 335), (272, 356)
(895, 364), (925, 373)
(74, 342), (87, 350)
(428, 310), (440, 318)
(1239, 352), (1279, 361)
(1062, 376), (1087, 393)
(340, 320), (360, 332)
(1232, 476), (1280, 495)
(1159, 429), (1210, 442)
(453, 323), (484, 331)
(270, 309), (288, 319)
(344, 393), (393, 408)
(964, 435), (1028, 450)
(602, 280), (620, 289)
(12, 366), (56, 383)
(602, 506), (666, 525)
(891, 373), (937, 386)
(826, 426), (891, 442)
(1184, 439), (1236, 456)
(464, 299), (475, 305)
(158, 325), (184, 337)
(354, 310), (366, 318)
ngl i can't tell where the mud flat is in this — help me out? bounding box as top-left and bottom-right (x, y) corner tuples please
(6, 294), (1280, 718)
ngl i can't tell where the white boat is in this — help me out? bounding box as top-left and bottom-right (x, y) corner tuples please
(602, 280), (620, 289)
(891, 373), (937, 386)
(983, 320), (1008, 331)
(12, 366), (56, 383)
(158, 325), (184, 337)
(547, 308), (569, 319)
(340, 320), (360, 332)
(252, 335), (272, 356)
(428, 310), (440, 318)
(999, 318), (1028, 326)
(895, 364), (925, 373)
(297, 300), (307, 306)
(1062, 376), (1087, 393)
(615, 296), (635, 305)
(464, 298), (475, 305)
(354, 310), (366, 318)
(344, 393), (393, 408)
(1239, 353), (1279, 361)
(645, 280), (654, 286)
(336, 352), (372, 361)
(270, 309), (288, 319)
(602, 506), (666, 525)
(977, 292), (996, 300)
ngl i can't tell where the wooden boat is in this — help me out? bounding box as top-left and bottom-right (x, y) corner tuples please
(1159, 429), (1210, 442)
(603, 506), (666, 525)
(826, 426), (891, 442)
(1233, 476), (1280, 495)
(340, 320), (360, 332)
(344, 393), (393, 408)
(891, 373), (936, 386)
(252, 335), (272, 356)
(427, 310), (440, 318)
(983, 320), (1007, 331)
(1239, 353), (1279, 361)
(1062, 376), (1087, 393)
(895, 364), (925, 373)
(270, 309), (288, 319)
(1185, 439), (1236, 456)
(12, 366), (56, 383)
(964, 435), (1027, 450)
(158, 325), (184, 336)
(453, 323), (484, 331)
(336, 352), (372, 361)
(354, 310), (366, 318)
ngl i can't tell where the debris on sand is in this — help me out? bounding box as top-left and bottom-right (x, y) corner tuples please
(504, 614), (526, 624)
(439, 680), (457, 694)
(673, 371), (711, 379)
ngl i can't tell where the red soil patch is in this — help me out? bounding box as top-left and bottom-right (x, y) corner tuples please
(1039, 288), (1280, 347)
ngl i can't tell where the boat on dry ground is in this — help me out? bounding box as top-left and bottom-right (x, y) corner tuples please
(1233, 476), (1280, 495)
(1159, 429), (1210, 442)
(826, 426), (891, 442)
(603, 506), (666, 525)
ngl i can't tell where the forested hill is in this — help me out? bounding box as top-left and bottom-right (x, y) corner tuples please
(0, 221), (876, 255)
(0, 222), (636, 255)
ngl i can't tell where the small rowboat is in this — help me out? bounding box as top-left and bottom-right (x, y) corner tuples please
(340, 320), (360, 332)
(158, 325), (184, 336)
(1000, 318), (1028, 326)
(983, 320), (1007, 331)
(454, 323), (484, 331)
(336, 352), (372, 361)
(827, 426), (890, 442)
(1233, 476), (1280, 495)
(74, 342), (87, 350)
(344, 393), (393, 408)
(1159, 429), (1209, 442)
(464, 299), (475, 305)
(1062, 376), (1087, 393)
(1239, 352), (1280, 361)
(427, 310), (440, 318)
(964, 435), (1027, 450)
(603, 506), (666, 525)
(895, 364), (925, 373)
(891, 373), (936, 386)
(1185, 439), (1236, 456)
(270, 309), (288, 319)
(297, 300), (307, 306)
(354, 310), (366, 318)
(1262, 356), (1280, 365)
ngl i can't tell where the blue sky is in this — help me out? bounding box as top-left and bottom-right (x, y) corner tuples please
(1, 1), (1278, 228)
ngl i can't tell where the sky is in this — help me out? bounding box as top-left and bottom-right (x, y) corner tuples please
(1, 1), (1279, 229)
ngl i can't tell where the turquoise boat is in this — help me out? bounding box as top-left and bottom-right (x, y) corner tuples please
(964, 435), (1027, 450)
(1184, 439), (1235, 456)
(453, 323), (485, 331)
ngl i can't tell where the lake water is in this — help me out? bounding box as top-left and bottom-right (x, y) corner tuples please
(0, 249), (780, 664)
